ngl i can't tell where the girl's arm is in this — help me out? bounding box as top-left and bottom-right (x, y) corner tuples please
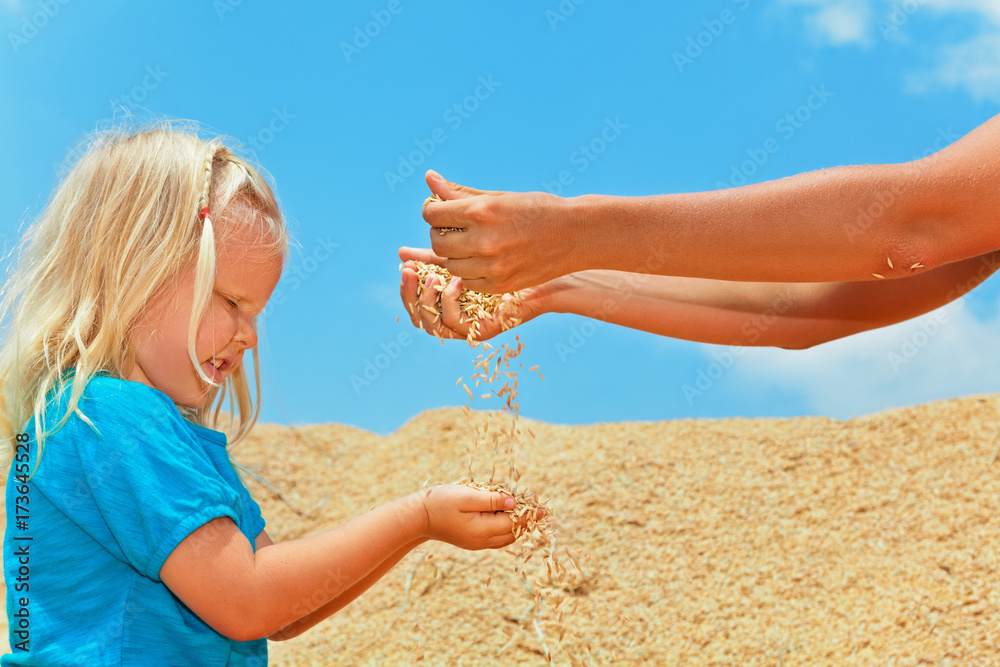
(160, 484), (518, 642)
(400, 249), (1000, 349)
(265, 536), (424, 641)
(420, 113), (1000, 293)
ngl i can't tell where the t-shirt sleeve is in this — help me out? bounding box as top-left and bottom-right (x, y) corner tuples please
(58, 383), (244, 582)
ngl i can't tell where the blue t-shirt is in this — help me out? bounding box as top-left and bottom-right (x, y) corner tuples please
(1, 374), (268, 666)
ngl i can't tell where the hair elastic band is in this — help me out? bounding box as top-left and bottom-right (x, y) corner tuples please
(200, 207), (210, 220)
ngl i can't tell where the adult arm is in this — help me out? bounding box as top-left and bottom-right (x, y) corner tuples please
(421, 113), (1000, 292)
(400, 248), (1000, 349)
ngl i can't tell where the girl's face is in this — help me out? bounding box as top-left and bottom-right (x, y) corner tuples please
(127, 222), (283, 408)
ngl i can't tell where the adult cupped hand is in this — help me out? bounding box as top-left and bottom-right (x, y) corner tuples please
(418, 170), (578, 294)
(398, 247), (544, 342)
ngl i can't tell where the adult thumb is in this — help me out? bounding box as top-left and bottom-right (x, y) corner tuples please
(425, 170), (486, 200)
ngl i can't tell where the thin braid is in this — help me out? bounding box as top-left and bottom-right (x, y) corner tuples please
(198, 142), (219, 214)
(188, 143), (221, 386)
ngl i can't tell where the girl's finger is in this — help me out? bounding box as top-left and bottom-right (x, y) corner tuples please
(488, 533), (517, 549)
(476, 512), (519, 537)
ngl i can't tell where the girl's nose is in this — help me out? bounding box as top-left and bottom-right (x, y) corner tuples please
(235, 315), (258, 350)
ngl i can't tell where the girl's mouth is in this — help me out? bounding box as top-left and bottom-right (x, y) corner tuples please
(204, 357), (230, 382)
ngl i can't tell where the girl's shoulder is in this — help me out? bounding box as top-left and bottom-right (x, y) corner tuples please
(34, 373), (221, 466)
(43, 372), (188, 436)
(82, 372), (176, 408)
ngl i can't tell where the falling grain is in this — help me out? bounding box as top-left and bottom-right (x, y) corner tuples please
(403, 196), (587, 663)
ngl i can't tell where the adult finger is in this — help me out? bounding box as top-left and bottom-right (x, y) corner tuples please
(439, 276), (469, 332)
(398, 246), (448, 266)
(428, 224), (479, 259)
(425, 170), (488, 201)
(416, 274), (444, 334)
(399, 267), (422, 328)
(417, 275), (461, 339)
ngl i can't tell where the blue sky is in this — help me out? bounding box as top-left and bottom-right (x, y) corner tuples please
(3, 1), (1000, 434)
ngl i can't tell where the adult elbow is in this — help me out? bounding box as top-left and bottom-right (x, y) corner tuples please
(775, 330), (840, 350)
(777, 339), (821, 351)
(891, 158), (977, 268)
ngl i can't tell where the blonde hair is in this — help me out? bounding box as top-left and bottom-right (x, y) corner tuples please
(0, 121), (289, 477)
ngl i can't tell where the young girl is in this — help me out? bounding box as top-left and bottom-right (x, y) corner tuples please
(0, 125), (526, 665)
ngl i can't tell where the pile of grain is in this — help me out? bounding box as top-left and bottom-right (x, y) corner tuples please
(247, 398), (1000, 665)
(3, 396), (1000, 663)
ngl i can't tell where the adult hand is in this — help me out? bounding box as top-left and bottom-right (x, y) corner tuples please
(398, 247), (549, 342)
(420, 170), (580, 293)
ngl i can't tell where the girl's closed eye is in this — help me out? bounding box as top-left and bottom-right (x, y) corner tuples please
(220, 294), (239, 311)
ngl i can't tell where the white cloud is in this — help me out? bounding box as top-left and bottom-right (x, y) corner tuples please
(811, 1), (874, 46)
(905, 31), (1000, 102)
(718, 297), (1000, 419)
(777, 0), (1000, 102)
(921, 0), (1000, 22)
(779, 0), (875, 47)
